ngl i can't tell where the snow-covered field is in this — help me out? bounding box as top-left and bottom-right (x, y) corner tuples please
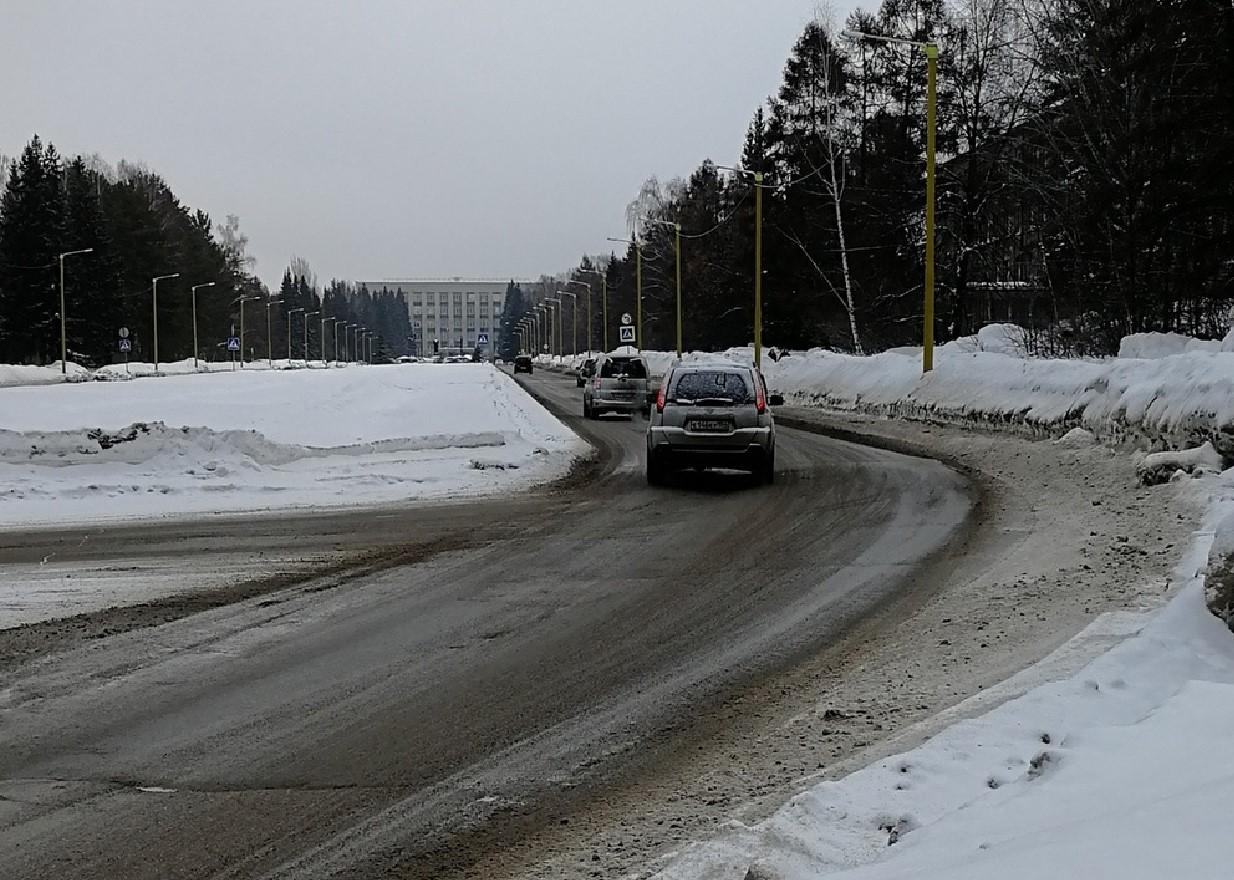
(655, 468), (1234, 880)
(0, 363), (583, 527)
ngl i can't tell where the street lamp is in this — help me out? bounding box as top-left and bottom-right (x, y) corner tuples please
(151, 273), (180, 374)
(644, 218), (683, 357)
(323, 316), (337, 365)
(190, 282), (217, 370)
(288, 308), (304, 364)
(557, 290), (579, 355)
(563, 279), (592, 354)
(58, 248), (93, 373)
(544, 297), (563, 358)
(842, 28), (937, 373)
(265, 298), (283, 366)
(717, 164), (767, 369)
(236, 293), (262, 367)
(304, 310), (319, 363)
(607, 236), (642, 351)
(533, 305), (547, 355)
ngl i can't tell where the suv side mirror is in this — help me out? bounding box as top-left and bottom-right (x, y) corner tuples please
(769, 393), (785, 407)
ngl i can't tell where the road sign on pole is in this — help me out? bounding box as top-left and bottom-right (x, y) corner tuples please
(118, 338), (132, 352)
(620, 312), (633, 325)
(477, 332), (489, 346)
(118, 326), (130, 339)
(618, 325), (636, 344)
(226, 337), (241, 351)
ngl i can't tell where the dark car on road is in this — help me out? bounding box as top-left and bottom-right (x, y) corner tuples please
(575, 357), (597, 387)
(646, 363), (783, 485)
(513, 354), (534, 374)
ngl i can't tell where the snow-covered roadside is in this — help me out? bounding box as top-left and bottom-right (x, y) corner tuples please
(0, 363), (584, 527)
(653, 468), (1234, 880)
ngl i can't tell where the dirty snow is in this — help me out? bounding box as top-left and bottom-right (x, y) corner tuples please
(652, 465), (1234, 880)
(0, 363), (583, 526)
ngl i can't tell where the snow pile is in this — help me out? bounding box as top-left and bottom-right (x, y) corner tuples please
(1118, 332), (1223, 359)
(764, 343), (1234, 456)
(0, 364), (583, 526)
(1136, 441), (1225, 485)
(654, 470), (1234, 880)
(0, 361), (91, 387)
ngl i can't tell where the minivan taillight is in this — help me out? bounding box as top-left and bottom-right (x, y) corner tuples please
(656, 384), (666, 413)
(755, 380), (767, 414)
(593, 376), (601, 391)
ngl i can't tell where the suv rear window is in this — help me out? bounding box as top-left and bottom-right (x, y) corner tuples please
(600, 358), (648, 379)
(669, 370), (753, 404)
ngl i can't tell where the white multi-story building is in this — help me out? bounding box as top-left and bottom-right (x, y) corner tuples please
(359, 278), (525, 357)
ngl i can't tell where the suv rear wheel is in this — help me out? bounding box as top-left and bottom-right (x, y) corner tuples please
(761, 451), (776, 485)
(646, 450), (667, 486)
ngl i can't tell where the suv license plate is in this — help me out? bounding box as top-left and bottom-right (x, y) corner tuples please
(689, 419), (731, 433)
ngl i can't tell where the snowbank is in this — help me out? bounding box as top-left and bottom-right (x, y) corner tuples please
(0, 362), (91, 387)
(1118, 331), (1223, 359)
(765, 345), (1234, 457)
(654, 470), (1234, 880)
(0, 364), (583, 526)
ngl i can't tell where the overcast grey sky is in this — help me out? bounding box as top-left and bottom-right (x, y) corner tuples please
(6, 1), (861, 288)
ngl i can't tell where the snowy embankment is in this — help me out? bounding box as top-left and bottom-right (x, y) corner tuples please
(544, 324), (1234, 459)
(655, 469), (1234, 880)
(0, 363), (583, 527)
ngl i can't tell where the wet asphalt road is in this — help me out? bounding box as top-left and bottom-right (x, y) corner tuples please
(0, 368), (971, 880)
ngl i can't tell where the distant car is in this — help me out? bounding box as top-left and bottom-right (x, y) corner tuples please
(513, 354), (534, 374)
(645, 363), (784, 485)
(575, 357), (597, 387)
(394, 355), (421, 364)
(584, 354), (649, 419)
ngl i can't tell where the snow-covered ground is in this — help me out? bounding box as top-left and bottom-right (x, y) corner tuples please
(0, 363), (583, 527)
(654, 467), (1234, 880)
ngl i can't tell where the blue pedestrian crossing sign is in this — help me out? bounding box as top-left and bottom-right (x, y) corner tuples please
(118, 338), (132, 352)
(619, 325), (636, 343)
(477, 332), (490, 345)
(226, 337), (241, 351)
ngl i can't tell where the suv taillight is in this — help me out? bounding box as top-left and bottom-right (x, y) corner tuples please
(656, 371), (671, 413)
(755, 378), (767, 414)
(593, 376), (601, 391)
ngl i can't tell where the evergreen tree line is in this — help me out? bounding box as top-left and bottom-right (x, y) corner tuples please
(0, 135), (415, 366)
(547, 0), (1233, 356)
(0, 136), (262, 365)
(269, 274), (413, 363)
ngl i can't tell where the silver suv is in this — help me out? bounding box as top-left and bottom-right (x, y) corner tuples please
(584, 354), (650, 418)
(646, 363), (783, 485)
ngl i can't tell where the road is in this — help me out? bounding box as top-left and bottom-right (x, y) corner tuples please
(0, 367), (972, 880)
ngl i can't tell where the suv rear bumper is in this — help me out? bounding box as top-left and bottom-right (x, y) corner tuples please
(648, 426), (773, 468)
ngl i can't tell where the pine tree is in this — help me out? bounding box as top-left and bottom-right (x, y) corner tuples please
(0, 137), (67, 362)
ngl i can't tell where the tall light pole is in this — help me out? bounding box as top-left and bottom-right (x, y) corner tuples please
(190, 282), (217, 370)
(266, 298), (283, 367)
(843, 29), (937, 373)
(645, 219), (683, 357)
(534, 305), (546, 355)
(151, 273), (180, 374)
(564, 279), (592, 354)
(717, 164), (768, 369)
(323, 316), (336, 365)
(558, 290), (579, 355)
(58, 247), (93, 373)
(237, 293), (262, 367)
(304, 310), (319, 363)
(544, 297), (562, 358)
(607, 237), (642, 351)
(288, 308), (304, 364)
